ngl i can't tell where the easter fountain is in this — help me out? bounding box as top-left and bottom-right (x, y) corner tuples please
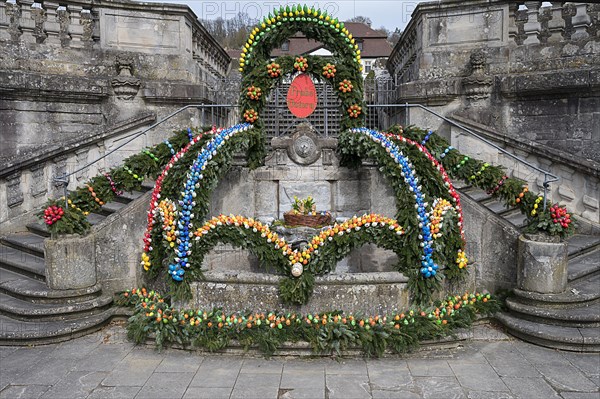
(139, 4), (469, 314)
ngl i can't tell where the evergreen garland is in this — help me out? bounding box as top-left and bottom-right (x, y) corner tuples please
(398, 126), (576, 238)
(117, 287), (500, 357)
(40, 128), (208, 236)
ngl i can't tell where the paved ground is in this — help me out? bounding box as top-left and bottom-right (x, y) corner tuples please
(0, 323), (598, 399)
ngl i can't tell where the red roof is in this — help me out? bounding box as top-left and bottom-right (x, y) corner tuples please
(228, 22), (392, 59)
(271, 22), (391, 58)
(343, 22), (388, 38)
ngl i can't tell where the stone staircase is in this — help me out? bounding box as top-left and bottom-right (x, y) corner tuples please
(496, 236), (600, 352)
(0, 188), (149, 345)
(458, 185), (528, 229)
(459, 184), (600, 352)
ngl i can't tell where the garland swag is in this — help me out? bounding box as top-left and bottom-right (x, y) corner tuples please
(117, 288), (500, 357)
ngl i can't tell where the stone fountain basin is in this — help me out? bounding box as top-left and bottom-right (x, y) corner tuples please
(182, 270), (410, 314)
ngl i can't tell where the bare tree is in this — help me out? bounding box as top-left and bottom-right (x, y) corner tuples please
(346, 16), (372, 26)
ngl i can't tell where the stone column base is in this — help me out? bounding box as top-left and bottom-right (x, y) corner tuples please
(517, 234), (568, 294)
(45, 234), (97, 290)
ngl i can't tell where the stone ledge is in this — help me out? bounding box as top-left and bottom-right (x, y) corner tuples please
(390, 78), (462, 105)
(142, 82), (212, 104)
(197, 270), (409, 285)
(0, 71), (108, 101)
(499, 69), (600, 97)
(187, 270), (410, 314)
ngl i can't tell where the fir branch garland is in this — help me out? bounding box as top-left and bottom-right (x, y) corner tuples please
(116, 287), (500, 357)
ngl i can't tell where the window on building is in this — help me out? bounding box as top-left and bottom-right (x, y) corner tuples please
(281, 40), (290, 51)
(357, 41), (363, 51)
(364, 61), (372, 73)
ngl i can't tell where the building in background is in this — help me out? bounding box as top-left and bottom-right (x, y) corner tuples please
(271, 22), (392, 77)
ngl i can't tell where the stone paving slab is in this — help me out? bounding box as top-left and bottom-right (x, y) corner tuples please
(0, 323), (598, 399)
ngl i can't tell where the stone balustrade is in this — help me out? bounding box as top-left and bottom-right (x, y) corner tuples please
(388, 1), (599, 83)
(0, 0), (230, 77)
(448, 116), (600, 229)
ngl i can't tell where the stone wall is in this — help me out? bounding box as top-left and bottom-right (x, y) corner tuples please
(384, 0), (600, 226)
(0, 0), (234, 232)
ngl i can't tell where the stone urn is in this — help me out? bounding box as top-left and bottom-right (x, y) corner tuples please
(517, 234), (568, 294)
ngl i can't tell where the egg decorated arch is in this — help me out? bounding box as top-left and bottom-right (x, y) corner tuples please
(238, 4), (366, 168)
(141, 124), (467, 305)
(140, 5), (469, 306)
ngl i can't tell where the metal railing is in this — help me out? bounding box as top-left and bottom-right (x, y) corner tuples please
(53, 104), (237, 206)
(365, 103), (559, 211)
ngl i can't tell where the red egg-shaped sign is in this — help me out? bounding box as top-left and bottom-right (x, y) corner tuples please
(287, 73), (317, 118)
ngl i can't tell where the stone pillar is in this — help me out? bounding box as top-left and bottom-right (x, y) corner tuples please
(547, 5), (565, 43)
(45, 235), (97, 290)
(56, 5), (71, 47)
(51, 155), (68, 197)
(30, 2), (46, 43)
(6, 172), (24, 209)
(561, 3), (577, 40)
(582, 178), (599, 224)
(517, 234), (568, 294)
(509, 2), (527, 45)
(29, 163), (47, 198)
(75, 148), (88, 182)
(523, 1), (543, 45)
(67, 4), (84, 47)
(18, 0), (35, 43)
(571, 3), (591, 40)
(44, 1), (61, 45)
(556, 164), (576, 210)
(79, 9), (94, 48)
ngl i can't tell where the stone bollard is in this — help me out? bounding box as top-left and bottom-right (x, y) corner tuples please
(517, 234), (568, 294)
(45, 234), (97, 290)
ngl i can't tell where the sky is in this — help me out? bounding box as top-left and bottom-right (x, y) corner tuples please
(146, 1), (425, 31)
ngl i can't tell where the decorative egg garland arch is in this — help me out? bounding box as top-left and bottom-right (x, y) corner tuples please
(141, 126), (467, 304)
(238, 4), (366, 167)
(141, 5), (468, 305)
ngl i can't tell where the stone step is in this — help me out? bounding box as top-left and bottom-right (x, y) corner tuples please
(513, 273), (600, 306)
(480, 198), (510, 214)
(502, 209), (528, 228)
(0, 233), (45, 258)
(0, 244), (46, 281)
(451, 180), (470, 190)
(568, 248), (600, 283)
(495, 312), (600, 352)
(0, 268), (102, 304)
(567, 234), (600, 258)
(505, 297), (600, 328)
(113, 190), (146, 204)
(0, 292), (113, 322)
(0, 308), (127, 346)
(26, 222), (50, 237)
(97, 201), (128, 217)
(460, 186), (492, 202)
